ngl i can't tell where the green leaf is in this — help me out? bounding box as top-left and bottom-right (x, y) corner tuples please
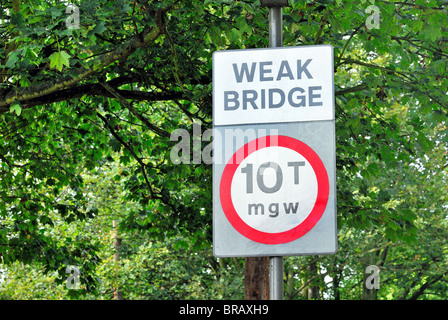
(228, 28), (241, 44)
(20, 77), (31, 87)
(49, 51), (71, 71)
(5, 51), (20, 69)
(92, 22), (107, 35)
(417, 132), (433, 152)
(10, 100), (22, 116)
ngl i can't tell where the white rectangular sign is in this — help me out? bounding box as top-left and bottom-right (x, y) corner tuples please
(213, 45), (334, 126)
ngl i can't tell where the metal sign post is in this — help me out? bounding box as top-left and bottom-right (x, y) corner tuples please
(262, 0), (289, 301)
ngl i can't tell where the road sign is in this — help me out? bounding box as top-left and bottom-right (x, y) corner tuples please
(220, 135), (329, 245)
(213, 45), (336, 257)
(213, 45), (334, 126)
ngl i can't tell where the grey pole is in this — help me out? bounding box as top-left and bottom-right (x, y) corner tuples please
(268, 6), (283, 48)
(261, 0), (289, 301)
(269, 5), (283, 301)
(269, 256), (283, 300)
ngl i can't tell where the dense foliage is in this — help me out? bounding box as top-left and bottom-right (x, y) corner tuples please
(0, 0), (447, 299)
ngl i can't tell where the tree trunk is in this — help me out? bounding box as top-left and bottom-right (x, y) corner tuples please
(285, 266), (295, 300)
(306, 261), (320, 300)
(113, 220), (123, 300)
(244, 257), (270, 300)
(332, 268), (341, 300)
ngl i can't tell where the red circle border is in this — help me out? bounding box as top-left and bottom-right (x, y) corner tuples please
(219, 135), (329, 245)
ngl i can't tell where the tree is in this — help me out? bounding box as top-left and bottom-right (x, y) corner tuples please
(0, 0), (447, 299)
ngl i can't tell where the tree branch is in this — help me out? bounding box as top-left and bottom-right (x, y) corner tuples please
(0, 10), (164, 110)
(335, 83), (369, 96)
(96, 111), (155, 198)
(99, 81), (171, 138)
(18, 85), (185, 109)
(408, 271), (448, 300)
(335, 22), (365, 70)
